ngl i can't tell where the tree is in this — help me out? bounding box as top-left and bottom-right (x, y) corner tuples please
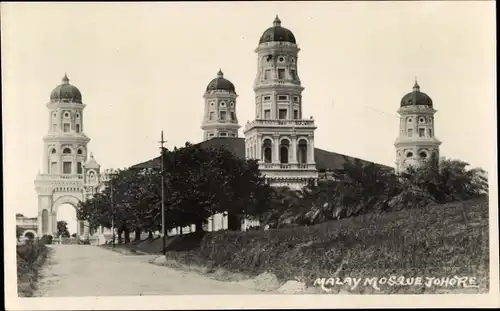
(16, 225), (24, 240)
(57, 221), (71, 237)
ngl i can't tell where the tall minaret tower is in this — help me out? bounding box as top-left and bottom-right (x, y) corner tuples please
(34, 74), (98, 237)
(394, 79), (442, 173)
(201, 69), (240, 141)
(243, 16), (318, 190)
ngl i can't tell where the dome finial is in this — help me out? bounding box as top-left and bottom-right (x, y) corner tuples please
(62, 73), (69, 84)
(413, 77), (420, 91)
(273, 15), (281, 27)
(217, 69), (224, 78)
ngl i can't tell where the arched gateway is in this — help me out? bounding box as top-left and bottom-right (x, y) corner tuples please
(34, 75), (104, 238)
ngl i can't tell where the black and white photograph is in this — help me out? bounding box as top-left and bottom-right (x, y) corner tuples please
(3, 1), (498, 309)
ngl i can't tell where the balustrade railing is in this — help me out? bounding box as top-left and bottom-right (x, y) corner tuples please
(259, 163), (312, 170)
(244, 119), (315, 130)
(37, 174), (84, 180)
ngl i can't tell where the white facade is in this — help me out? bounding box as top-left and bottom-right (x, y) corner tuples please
(34, 75), (109, 238)
(394, 81), (442, 173)
(243, 16), (318, 190)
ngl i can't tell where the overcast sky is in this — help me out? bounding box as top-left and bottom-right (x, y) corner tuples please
(2, 1), (496, 223)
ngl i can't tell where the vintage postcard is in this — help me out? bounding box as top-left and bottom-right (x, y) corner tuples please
(2, 1), (498, 310)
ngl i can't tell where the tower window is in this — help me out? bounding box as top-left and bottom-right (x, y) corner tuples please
(62, 148), (71, 154)
(278, 95), (288, 101)
(51, 148), (56, 154)
(230, 112), (236, 120)
(231, 133), (237, 137)
(406, 152), (413, 158)
(208, 133), (215, 137)
(230, 102), (234, 107)
(264, 109), (271, 119)
(264, 70), (271, 80)
(278, 109), (287, 120)
(219, 132), (227, 137)
(408, 129), (413, 137)
(63, 162), (72, 174)
(209, 112), (215, 120)
(280, 140), (290, 164)
(293, 110), (299, 119)
(77, 149), (83, 155)
(76, 113), (80, 119)
(278, 69), (285, 80)
(408, 118), (412, 123)
(293, 96), (299, 102)
(418, 128), (425, 137)
(419, 118), (425, 123)
(263, 96), (271, 101)
(76, 124), (80, 133)
(220, 111), (227, 120)
(64, 112), (70, 118)
(63, 123), (70, 132)
(428, 129), (433, 137)
(419, 152), (427, 158)
(77, 162), (83, 174)
(220, 101), (226, 107)
(290, 69), (296, 80)
(278, 56), (285, 63)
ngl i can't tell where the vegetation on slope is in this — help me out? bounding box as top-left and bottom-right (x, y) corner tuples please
(17, 242), (50, 297)
(156, 196), (488, 294)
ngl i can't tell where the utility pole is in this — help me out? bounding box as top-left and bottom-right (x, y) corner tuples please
(111, 181), (115, 249)
(158, 130), (167, 255)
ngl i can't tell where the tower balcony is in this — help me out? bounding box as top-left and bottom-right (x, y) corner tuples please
(259, 162), (316, 170)
(36, 174), (84, 180)
(244, 119), (316, 132)
(394, 136), (442, 146)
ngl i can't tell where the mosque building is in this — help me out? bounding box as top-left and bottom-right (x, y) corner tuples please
(134, 16), (440, 184)
(34, 16), (441, 237)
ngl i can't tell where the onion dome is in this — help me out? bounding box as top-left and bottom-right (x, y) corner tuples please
(50, 74), (82, 104)
(83, 153), (100, 169)
(205, 69), (236, 93)
(259, 15), (297, 44)
(400, 79), (433, 107)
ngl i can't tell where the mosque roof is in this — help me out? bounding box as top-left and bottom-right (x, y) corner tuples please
(130, 137), (392, 173)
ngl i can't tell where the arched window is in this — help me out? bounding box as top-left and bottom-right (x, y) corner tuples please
(262, 139), (272, 163)
(51, 148), (57, 154)
(280, 139), (290, 164)
(63, 148), (71, 154)
(297, 139), (308, 164)
(77, 149), (83, 155)
(419, 151), (427, 158)
(406, 152), (413, 158)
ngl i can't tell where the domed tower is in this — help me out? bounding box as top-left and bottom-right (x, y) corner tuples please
(243, 16), (318, 190)
(34, 74), (98, 238)
(201, 69), (240, 140)
(394, 80), (442, 173)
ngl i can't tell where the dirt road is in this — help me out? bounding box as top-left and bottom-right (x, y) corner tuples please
(35, 245), (259, 296)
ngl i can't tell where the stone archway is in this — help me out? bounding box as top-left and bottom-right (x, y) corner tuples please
(23, 230), (37, 239)
(37, 191), (87, 237)
(52, 195), (86, 237)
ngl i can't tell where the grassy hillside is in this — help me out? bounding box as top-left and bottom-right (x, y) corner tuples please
(125, 197), (489, 294)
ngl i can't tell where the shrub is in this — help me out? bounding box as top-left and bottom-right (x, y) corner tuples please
(40, 234), (53, 245)
(17, 243), (49, 297)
